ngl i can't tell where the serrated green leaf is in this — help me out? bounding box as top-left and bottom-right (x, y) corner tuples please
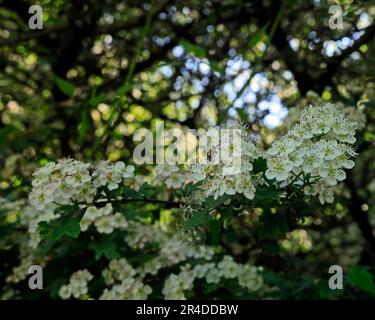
(183, 182), (202, 196)
(255, 185), (279, 202)
(92, 236), (119, 260)
(185, 212), (212, 227)
(204, 194), (230, 209)
(38, 216), (80, 241)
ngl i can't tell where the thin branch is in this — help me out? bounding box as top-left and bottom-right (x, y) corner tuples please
(79, 196), (184, 209)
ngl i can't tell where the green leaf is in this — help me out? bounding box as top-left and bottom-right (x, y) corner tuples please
(36, 238), (56, 256)
(180, 39), (206, 58)
(235, 108), (249, 122)
(209, 60), (224, 74)
(39, 216), (81, 241)
(221, 207), (233, 226)
(88, 95), (105, 107)
(116, 82), (133, 96)
(290, 193), (313, 217)
(52, 75), (75, 96)
(249, 23), (269, 49)
(140, 183), (154, 197)
(123, 185), (143, 199)
(92, 236), (119, 260)
(204, 195), (230, 209)
(185, 212), (212, 227)
(348, 265), (375, 295)
(203, 281), (220, 294)
(255, 185), (279, 204)
(183, 182), (202, 196)
(252, 157), (267, 174)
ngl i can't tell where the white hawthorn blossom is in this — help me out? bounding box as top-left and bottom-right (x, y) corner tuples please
(265, 103), (358, 204)
(92, 161), (135, 190)
(59, 269), (93, 299)
(188, 120), (262, 200)
(162, 256), (264, 300)
(29, 159), (136, 213)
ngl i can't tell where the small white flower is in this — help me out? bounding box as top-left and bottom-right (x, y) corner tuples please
(165, 173), (185, 189)
(267, 137), (296, 156)
(265, 156), (293, 182)
(318, 164), (346, 186)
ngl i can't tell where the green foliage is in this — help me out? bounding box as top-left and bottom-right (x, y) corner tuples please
(38, 206), (84, 242)
(185, 212), (213, 227)
(39, 217), (81, 241)
(92, 236), (119, 260)
(252, 157), (268, 174)
(52, 75), (75, 96)
(348, 265), (375, 295)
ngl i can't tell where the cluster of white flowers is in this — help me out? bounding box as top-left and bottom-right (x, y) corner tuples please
(4, 191), (269, 300)
(189, 120), (262, 200)
(100, 258), (152, 300)
(0, 197), (58, 249)
(344, 105), (366, 130)
(162, 266), (195, 300)
(123, 220), (216, 277)
(265, 103), (357, 204)
(28, 104), (359, 218)
(29, 159), (94, 210)
(6, 254), (35, 284)
(100, 278), (152, 300)
(162, 256), (263, 300)
(124, 221), (166, 249)
(102, 258), (136, 284)
(28, 159), (138, 234)
(194, 256), (263, 289)
(6, 238), (49, 284)
(92, 161), (135, 190)
(236, 265), (264, 291)
(80, 203), (128, 234)
(59, 269), (93, 299)
(154, 164), (186, 189)
(291, 91), (366, 130)
(137, 236), (215, 276)
(29, 159), (136, 211)
(185, 104), (358, 205)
